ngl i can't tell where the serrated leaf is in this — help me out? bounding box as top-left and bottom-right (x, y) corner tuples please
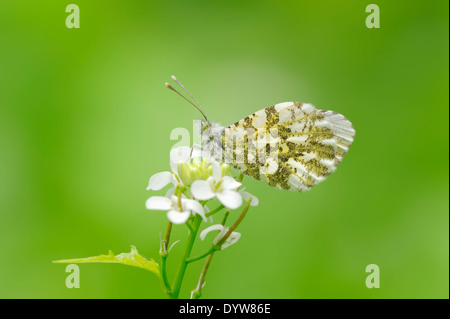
(53, 245), (160, 276)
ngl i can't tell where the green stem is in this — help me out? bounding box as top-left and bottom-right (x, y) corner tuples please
(186, 209), (231, 264)
(216, 198), (251, 247)
(164, 221), (173, 246)
(191, 252), (215, 299)
(191, 202), (251, 298)
(221, 210), (231, 225)
(187, 247), (217, 263)
(206, 204), (224, 217)
(160, 255), (171, 295)
(171, 214), (203, 299)
(160, 221), (173, 297)
(191, 209), (232, 299)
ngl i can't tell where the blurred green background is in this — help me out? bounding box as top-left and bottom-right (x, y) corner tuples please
(0, 0), (448, 299)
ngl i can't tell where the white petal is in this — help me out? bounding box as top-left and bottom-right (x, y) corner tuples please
(202, 206), (213, 223)
(170, 195), (179, 207)
(216, 190), (242, 209)
(145, 196), (172, 210)
(165, 187), (176, 198)
(170, 146), (192, 173)
(213, 227), (229, 245)
(171, 163), (181, 178)
(146, 172), (174, 191)
(200, 224), (225, 241)
(211, 160), (222, 182)
(170, 146), (192, 163)
(221, 232), (241, 250)
(221, 176), (241, 191)
(191, 180), (216, 200)
(240, 191), (259, 206)
(167, 209), (191, 224)
(169, 193), (186, 202)
(184, 199), (206, 222)
(169, 194), (188, 212)
(191, 144), (203, 159)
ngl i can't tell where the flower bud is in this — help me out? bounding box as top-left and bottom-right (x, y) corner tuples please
(192, 156), (202, 166)
(198, 158), (209, 173)
(220, 163), (231, 177)
(190, 166), (203, 183)
(177, 162), (202, 186)
(204, 165), (213, 180)
(177, 162), (191, 185)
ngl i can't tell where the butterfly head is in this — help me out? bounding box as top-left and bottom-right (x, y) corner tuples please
(200, 120), (211, 133)
(199, 120), (223, 137)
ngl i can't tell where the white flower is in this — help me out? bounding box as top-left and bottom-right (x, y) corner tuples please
(200, 224), (241, 250)
(146, 145), (203, 191)
(145, 195), (206, 224)
(190, 161), (242, 209)
(146, 171), (176, 191)
(240, 190), (259, 206)
(169, 145), (202, 174)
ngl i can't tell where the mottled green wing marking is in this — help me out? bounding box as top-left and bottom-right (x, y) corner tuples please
(223, 102), (355, 191)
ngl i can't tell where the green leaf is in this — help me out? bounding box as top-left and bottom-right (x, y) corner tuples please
(53, 245), (160, 276)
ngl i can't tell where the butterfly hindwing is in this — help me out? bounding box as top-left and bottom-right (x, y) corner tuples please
(222, 102), (355, 191)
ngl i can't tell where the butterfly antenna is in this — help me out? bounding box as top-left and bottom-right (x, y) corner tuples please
(165, 82), (209, 123)
(171, 76), (204, 110)
(170, 75), (209, 123)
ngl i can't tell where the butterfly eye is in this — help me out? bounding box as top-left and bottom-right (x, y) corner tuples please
(201, 123), (210, 132)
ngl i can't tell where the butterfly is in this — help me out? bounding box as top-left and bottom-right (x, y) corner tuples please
(166, 76), (355, 192)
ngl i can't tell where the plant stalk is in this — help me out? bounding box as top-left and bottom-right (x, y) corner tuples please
(171, 214), (202, 298)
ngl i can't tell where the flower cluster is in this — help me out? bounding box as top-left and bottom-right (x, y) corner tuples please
(53, 144), (260, 300)
(145, 145), (258, 249)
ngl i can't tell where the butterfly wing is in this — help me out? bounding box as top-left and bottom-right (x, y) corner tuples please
(222, 102), (355, 191)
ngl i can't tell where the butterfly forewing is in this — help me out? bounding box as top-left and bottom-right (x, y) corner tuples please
(222, 102), (355, 191)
